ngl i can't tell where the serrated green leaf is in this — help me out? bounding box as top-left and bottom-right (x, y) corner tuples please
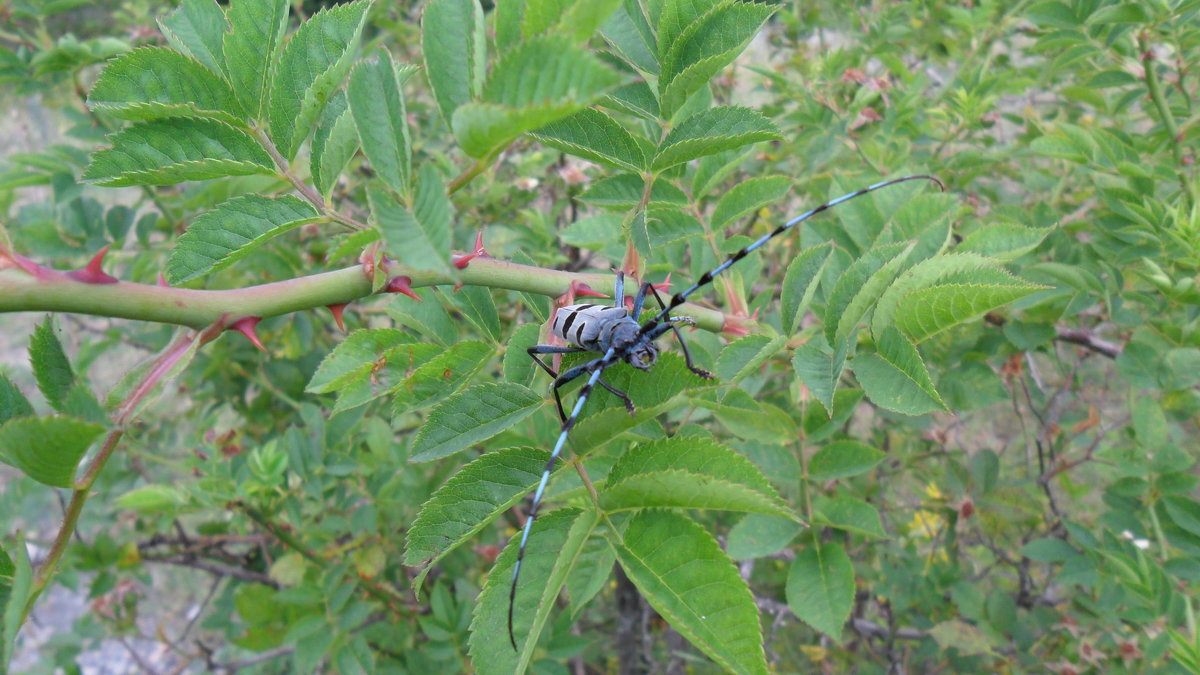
(705, 389), (797, 444)
(116, 484), (191, 514)
(631, 209), (651, 256)
(614, 510), (767, 675)
(0, 416), (104, 488)
(410, 383), (544, 462)
(786, 536), (853, 638)
(503, 324), (542, 386)
(168, 195), (320, 284)
(781, 243), (831, 334)
(792, 336), (848, 412)
(530, 108), (648, 172)
(715, 333), (788, 382)
(404, 446), (550, 576)
(2, 534), (33, 670)
(871, 253), (996, 339)
(423, 0), (486, 125)
(391, 340), (494, 412)
(600, 0), (658, 74)
(82, 118), (275, 186)
(652, 106), (780, 171)
(895, 280), (1045, 343)
(453, 286), (501, 343)
(658, 1), (776, 117)
(554, 0), (623, 42)
(853, 327), (945, 415)
(158, 0), (228, 74)
(0, 375), (33, 427)
(223, 0), (288, 118)
(29, 317), (75, 412)
(957, 223), (1050, 260)
(579, 173), (688, 209)
(452, 36), (621, 157)
(348, 50), (417, 196)
(370, 164), (453, 274)
(710, 175), (791, 231)
(812, 496), (885, 538)
(603, 437), (795, 517)
(602, 81), (660, 120)
(808, 440), (885, 481)
(266, 0), (370, 159)
(333, 342), (442, 413)
(385, 290), (459, 345)
(826, 242), (914, 345)
(88, 47), (241, 124)
(647, 207), (704, 247)
(311, 93), (360, 198)
(306, 328), (415, 394)
(470, 508), (598, 673)
(727, 514), (803, 561)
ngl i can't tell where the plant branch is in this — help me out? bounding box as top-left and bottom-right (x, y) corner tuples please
(0, 256), (740, 334)
(1139, 36), (1196, 207)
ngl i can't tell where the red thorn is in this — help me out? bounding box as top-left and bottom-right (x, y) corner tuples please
(573, 281), (608, 299)
(452, 230), (490, 269)
(722, 315), (754, 338)
(67, 245), (119, 284)
(11, 253), (50, 278)
(327, 303), (348, 332)
(157, 273), (169, 287)
(385, 276), (421, 301)
(453, 281), (464, 293)
(653, 273), (672, 294)
(229, 316), (266, 352)
(750, 307), (761, 320)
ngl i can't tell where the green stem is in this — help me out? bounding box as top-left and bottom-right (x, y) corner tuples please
(1140, 37), (1196, 207)
(0, 257), (742, 333)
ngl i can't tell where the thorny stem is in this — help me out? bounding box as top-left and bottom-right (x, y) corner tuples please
(1140, 36), (1197, 208)
(0, 256), (738, 333)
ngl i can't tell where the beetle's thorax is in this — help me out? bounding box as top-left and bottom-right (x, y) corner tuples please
(609, 322), (658, 370)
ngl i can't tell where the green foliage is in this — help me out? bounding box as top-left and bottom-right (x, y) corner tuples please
(2, 0), (1199, 673)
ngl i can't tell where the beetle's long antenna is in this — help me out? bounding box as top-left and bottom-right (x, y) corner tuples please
(643, 175), (944, 329)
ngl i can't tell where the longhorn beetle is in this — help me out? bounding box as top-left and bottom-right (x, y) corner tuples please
(508, 174), (944, 648)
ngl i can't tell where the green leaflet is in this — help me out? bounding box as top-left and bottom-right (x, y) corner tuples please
(1, 534), (32, 672)
(451, 36), (621, 157)
(651, 106), (781, 171)
(167, 194), (321, 284)
(780, 243), (832, 335)
(579, 173), (688, 209)
(158, 0), (229, 74)
(615, 510), (768, 675)
(601, 436), (797, 519)
(82, 118), (275, 186)
(310, 93), (360, 199)
(29, 317), (75, 412)
(370, 164), (453, 274)
(710, 175), (792, 231)
(223, 0), (288, 118)
(306, 328), (416, 394)
(714, 332), (788, 382)
(391, 340), (494, 413)
(852, 327), (946, 416)
(470, 508), (598, 674)
(894, 276), (1046, 343)
(409, 382), (544, 462)
(266, 0), (370, 159)
(0, 416), (105, 489)
(791, 335), (849, 413)
(530, 108), (649, 172)
(658, 1), (777, 117)
(87, 47), (241, 125)
(807, 440), (886, 481)
(824, 241), (913, 345)
(423, 0), (486, 125)
(348, 50), (417, 197)
(0, 375), (33, 427)
(786, 535), (854, 638)
(811, 496), (886, 539)
(404, 446), (550, 584)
